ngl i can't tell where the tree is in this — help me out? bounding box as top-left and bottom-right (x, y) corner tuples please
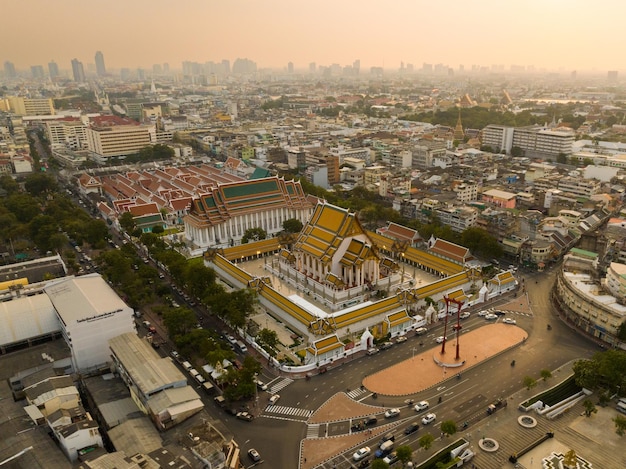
(582, 399), (597, 417)
(523, 376), (537, 390)
(418, 433), (434, 450)
(0, 175), (19, 195)
(84, 219), (109, 248)
(511, 146), (524, 157)
(440, 420), (457, 437)
(617, 321), (626, 342)
(24, 173), (57, 196)
(119, 211), (136, 233)
(241, 227), (267, 244)
(257, 328), (279, 357)
(540, 369), (552, 381)
(282, 218), (303, 233)
(163, 307), (197, 338)
(613, 414), (626, 436)
(152, 225), (164, 234)
(371, 460), (389, 469)
(395, 445), (412, 465)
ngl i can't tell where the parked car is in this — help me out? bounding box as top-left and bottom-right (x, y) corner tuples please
(460, 311), (471, 319)
(247, 448), (261, 462)
(435, 336), (447, 343)
(268, 394), (280, 405)
(478, 310), (488, 317)
(366, 348), (379, 355)
(414, 327), (427, 335)
(414, 400), (429, 411)
(484, 313), (498, 320)
(380, 341), (394, 350)
(255, 380), (268, 391)
(421, 413), (437, 425)
(395, 335), (408, 343)
(353, 447), (371, 461)
(384, 408), (400, 418)
(405, 422), (420, 434)
(493, 310), (506, 316)
(503, 317), (517, 324)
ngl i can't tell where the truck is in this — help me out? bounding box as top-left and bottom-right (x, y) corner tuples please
(487, 398), (506, 415)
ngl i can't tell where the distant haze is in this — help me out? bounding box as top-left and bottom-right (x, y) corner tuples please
(3, 0), (624, 73)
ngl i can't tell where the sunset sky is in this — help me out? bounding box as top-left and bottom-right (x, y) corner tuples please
(3, 0), (624, 73)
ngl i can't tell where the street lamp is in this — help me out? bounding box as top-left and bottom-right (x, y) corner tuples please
(254, 373), (259, 411)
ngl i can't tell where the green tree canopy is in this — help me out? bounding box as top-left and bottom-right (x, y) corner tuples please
(441, 420), (457, 437)
(163, 307), (197, 338)
(395, 445), (412, 465)
(282, 218), (303, 233)
(241, 227), (267, 243)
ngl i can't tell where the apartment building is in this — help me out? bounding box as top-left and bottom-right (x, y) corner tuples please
(5, 96), (55, 116)
(454, 182), (478, 203)
(85, 116), (153, 163)
(481, 125), (514, 154)
(412, 140), (446, 169)
(557, 176), (601, 200)
(330, 146), (371, 164)
(434, 205), (478, 232)
(481, 189), (517, 209)
(482, 125), (574, 158)
(46, 117), (88, 150)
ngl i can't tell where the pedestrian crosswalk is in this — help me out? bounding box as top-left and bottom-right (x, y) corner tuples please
(265, 404), (312, 418)
(346, 387), (367, 399)
(484, 308), (532, 317)
(306, 424), (320, 438)
(269, 377), (293, 394)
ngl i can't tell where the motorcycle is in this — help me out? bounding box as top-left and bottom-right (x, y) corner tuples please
(511, 360), (516, 367)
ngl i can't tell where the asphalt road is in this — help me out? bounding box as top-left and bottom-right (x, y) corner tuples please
(243, 267), (598, 469)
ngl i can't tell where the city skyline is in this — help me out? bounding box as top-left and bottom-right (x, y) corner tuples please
(2, 0), (626, 74)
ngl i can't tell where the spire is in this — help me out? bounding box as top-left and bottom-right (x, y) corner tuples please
(150, 79), (156, 94)
(454, 108), (465, 141)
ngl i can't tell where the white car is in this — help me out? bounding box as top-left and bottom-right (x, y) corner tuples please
(268, 394), (280, 405)
(414, 400), (429, 411)
(353, 446), (371, 461)
(484, 313), (498, 320)
(384, 408), (401, 418)
(435, 336), (447, 343)
(395, 335), (408, 343)
(460, 312), (471, 319)
(421, 413), (436, 425)
(503, 318), (517, 324)
(366, 347), (379, 355)
(478, 310), (488, 317)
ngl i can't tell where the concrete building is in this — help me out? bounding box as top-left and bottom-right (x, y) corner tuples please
(46, 117), (88, 149)
(85, 115), (153, 163)
(45, 274), (135, 373)
(71, 59), (86, 83)
(5, 96), (55, 116)
(482, 125), (574, 159)
(109, 332), (204, 430)
(95, 51), (106, 77)
(434, 205), (478, 232)
(412, 140), (447, 169)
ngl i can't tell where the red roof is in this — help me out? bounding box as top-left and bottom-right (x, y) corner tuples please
(89, 115), (139, 127)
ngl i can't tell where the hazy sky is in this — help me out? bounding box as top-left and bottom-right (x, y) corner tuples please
(3, 0), (625, 73)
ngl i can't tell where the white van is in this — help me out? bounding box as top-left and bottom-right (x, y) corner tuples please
(235, 340), (248, 354)
(415, 327), (427, 335)
(182, 361), (192, 371)
(189, 368), (199, 378)
(195, 373), (205, 384)
(617, 401), (626, 415)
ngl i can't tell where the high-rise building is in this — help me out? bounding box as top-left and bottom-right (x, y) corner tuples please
(3, 61), (16, 78)
(608, 70), (618, 82)
(31, 65), (45, 79)
(152, 63), (162, 75)
(137, 68), (145, 80)
(163, 63), (170, 73)
(48, 61), (59, 79)
(287, 62), (294, 73)
(353, 59), (360, 75)
(95, 51), (106, 76)
(309, 62), (316, 74)
(221, 59), (230, 74)
(71, 58), (86, 82)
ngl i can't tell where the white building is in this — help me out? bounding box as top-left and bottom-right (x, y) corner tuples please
(45, 274), (135, 373)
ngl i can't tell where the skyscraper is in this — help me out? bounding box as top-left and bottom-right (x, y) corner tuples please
(3, 61), (16, 78)
(95, 51), (106, 76)
(287, 62), (294, 73)
(31, 65), (45, 79)
(48, 61), (59, 79)
(71, 58), (86, 82)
